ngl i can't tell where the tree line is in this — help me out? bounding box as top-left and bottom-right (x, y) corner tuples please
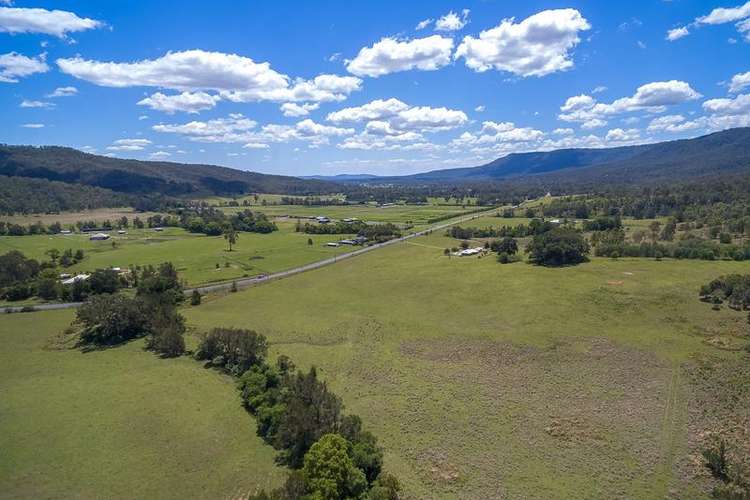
(64, 263), (401, 499)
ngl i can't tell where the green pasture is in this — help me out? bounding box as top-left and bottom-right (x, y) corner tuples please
(0, 221), (353, 286)
(0, 310), (285, 499)
(185, 235), (747, 499)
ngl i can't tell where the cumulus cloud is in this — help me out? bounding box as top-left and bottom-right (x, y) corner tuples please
(327, 97), (467, 136)
(702, 93), (750, 116)
(558, 80), (702, 126)
(106, 138), (152, 151)
(729, 70), (750, 93)
(666, 27), (689, 41)
(454, 9), (590, 77)
(20, 99), (54, 108)
(669, 2), (750, 41)
(57, 50), (362, 109)
(646, 114), (702, 133)
(435, 9), (470, 32)
(153, 113), (353, 146)
(415, 18), (432, 30)
(0, 52), (48, 82)
(553, 127), (574, 135)
(696, 2), (750, 25)
(149, 151), (171, 160)
(280, 102), (320, 117)
(153, 113), (257, 142)
(346, 35), (454, 77)
(46, 86), (77, 97)
(137, 91), (221, 114)
(0, 6), (102, 38)
(605, 128), (640, 142)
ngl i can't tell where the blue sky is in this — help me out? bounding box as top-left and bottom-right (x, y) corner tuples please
(2, 1), (750, 176)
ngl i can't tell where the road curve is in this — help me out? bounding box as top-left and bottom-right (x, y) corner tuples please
(1, 206), (498, 313)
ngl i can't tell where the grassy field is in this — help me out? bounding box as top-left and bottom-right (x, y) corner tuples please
(0, 221), (354, 287)
(0, 310), (285, 499)
(2, 207), (164, 226)
(184, 231), (747, 499)
(3, 214), (746, 498)
(231, 203), (479, 227)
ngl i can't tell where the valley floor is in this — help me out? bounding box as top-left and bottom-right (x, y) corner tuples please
(1, 228), (748, 498)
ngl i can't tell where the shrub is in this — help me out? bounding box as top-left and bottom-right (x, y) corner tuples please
(76, 295), (150, 345)
(703, 439), (729, 481)
(230, 281), (238, 293)
(195, 327), (268, 375)
(146, 326), (185, 358)
(526, 227), (590, 267)
(190, 289), (202, 306)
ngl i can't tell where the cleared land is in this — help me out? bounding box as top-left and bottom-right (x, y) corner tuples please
(0, 310), (285, 499)
(2, 214), (747, 499)
(185, 231), (747, 499)
(2, 207), (163, 226)
(0, 221), (353, 287)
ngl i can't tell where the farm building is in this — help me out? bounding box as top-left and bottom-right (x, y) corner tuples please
(315, 216), (330, 224)
(455, 247), (485, 257)
(117, 230), (127, 234)
(61, 274), (90, 285)
(326, 242), (339, 247)
(89, 233), (110, 241)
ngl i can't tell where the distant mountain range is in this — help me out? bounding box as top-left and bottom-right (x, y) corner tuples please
(0, 145), (335, 197)
(310, 128), (750, 186)
(2, 128), (750, 206)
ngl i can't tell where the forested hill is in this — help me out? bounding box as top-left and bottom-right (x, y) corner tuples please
(0, 145), (336, 197)
(349, 128), (750, 185)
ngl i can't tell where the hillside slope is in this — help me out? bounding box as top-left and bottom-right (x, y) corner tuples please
(0, 145), (335, 196)
(352, 128), (750, 185)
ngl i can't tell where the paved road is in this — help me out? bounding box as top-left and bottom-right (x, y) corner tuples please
(1, 206), (498, 313)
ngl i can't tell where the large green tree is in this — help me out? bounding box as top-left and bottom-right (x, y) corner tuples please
(302, 434), (367, 500)
(526, 227), (590, 266)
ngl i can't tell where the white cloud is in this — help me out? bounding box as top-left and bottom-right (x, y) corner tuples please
(553, 127), (574, 135)
(20, 99), (54, 108)
(702, 93), (750, 116)
(581, 118), (607, 129)
(0, 52), (48, 82)
(149, 151), (171, 160)
(46, 86), (77, 97)
(327, 98), (467, 133)
(696, 2), (750, 25)
(280, 102), (320, 117)
(559, 80), (702, 126)
(666, 27), (689, 41)
(605, 128), (640, 142)
(729, 70), (750, 93)
(670, 2), (750, 40)
(592, 85), (607, 94)
(474, 105), (485, 112)
(106, 138), (152, 151)
(455, 9), (590, 77)
(346, 35), (454, 77)
(243, 142), (269, 149)
(153, 113), (353, 146)
(646, 114), (702, 133)
(137, 91), (220, 114)
(153, 113), (257, 142)
(138, 115), (149, 120)
(415, 18), (432, 30)
(0, 6), (102, 38)
(435, 9), (470, 32)
(21, 123), (44, 128)
(57, 50), (361, 105)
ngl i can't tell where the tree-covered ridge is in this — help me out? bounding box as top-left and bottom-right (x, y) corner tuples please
(0, 145), (337, 197)
(0, 175), (134, 215)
